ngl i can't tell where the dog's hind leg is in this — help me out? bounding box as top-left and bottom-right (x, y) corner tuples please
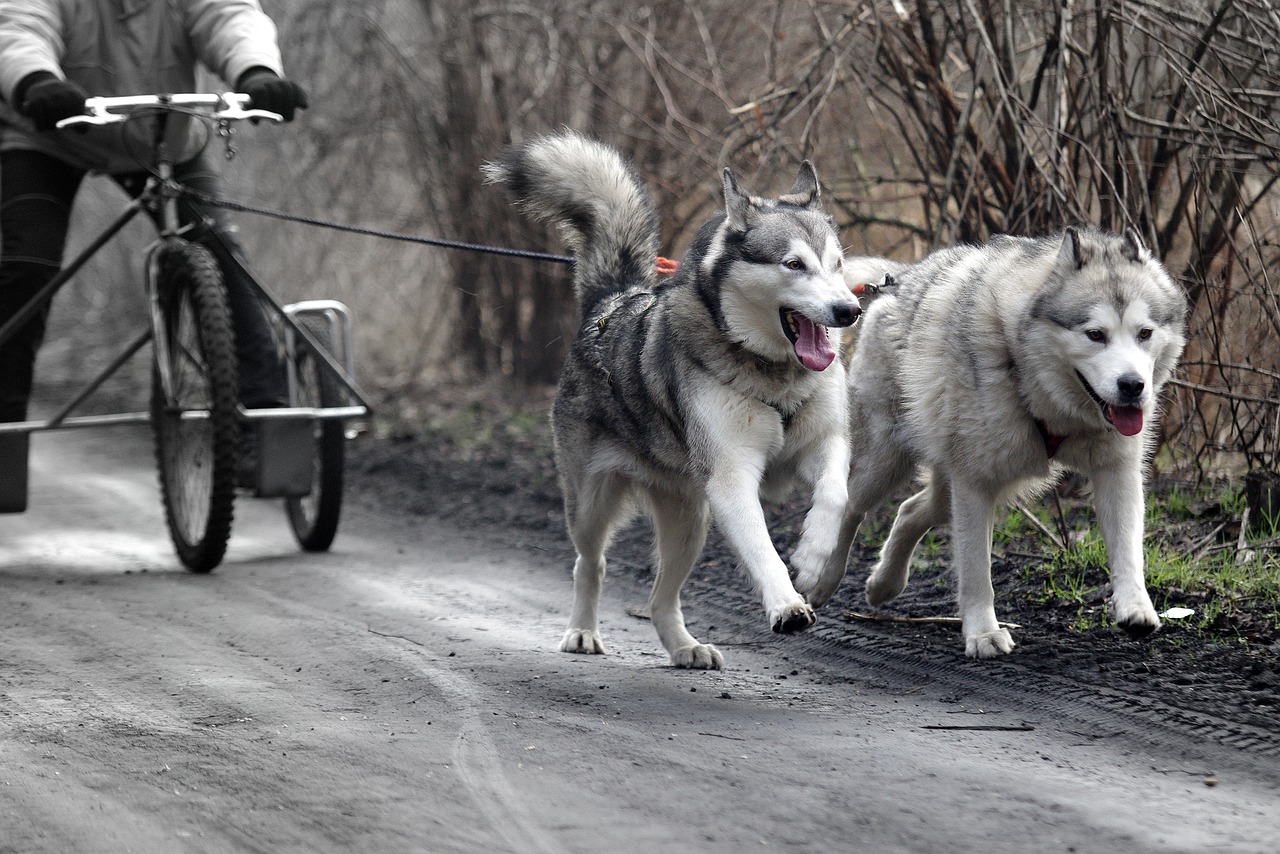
(866, 471), (950, 607)
(648, 488), (723, 669)
(560, 472), (631, 656)
(949, 478), (1015, 658)
(1091, 459), (1160, 638)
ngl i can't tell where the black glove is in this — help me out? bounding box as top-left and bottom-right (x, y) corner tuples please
(236, 68), (308, 122)
(17, 73), (88, 131)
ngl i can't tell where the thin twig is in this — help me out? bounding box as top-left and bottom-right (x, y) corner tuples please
(1188, 520), (1228, 561)
(1012, 500), (1066, 551)
(921, 724), (1035, 732)
(1167, 377), (1280, 407)
(368, 627), (426, 647)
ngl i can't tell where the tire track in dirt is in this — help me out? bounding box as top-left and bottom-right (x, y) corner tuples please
(8, 426), (1280, 852)
(349, 432), (1280, 771)
(801, 622), (1280, 756)
(666, 565), (1280, 773)
(387, 632), (567, 854)
(563, 517), (1280, 776)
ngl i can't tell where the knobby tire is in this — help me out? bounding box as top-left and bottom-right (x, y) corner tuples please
(284, 317), (345, 551)
(151, 240), (239, 572)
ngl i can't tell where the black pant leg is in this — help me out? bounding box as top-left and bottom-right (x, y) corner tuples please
(0, 150), (85, 421)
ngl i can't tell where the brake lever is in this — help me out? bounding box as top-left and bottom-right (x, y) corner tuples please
(215, 105), (283, 124)
(55, 112), (111, 130)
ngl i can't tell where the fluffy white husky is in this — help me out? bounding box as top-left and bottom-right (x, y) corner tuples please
(795, 228), (1187, 658)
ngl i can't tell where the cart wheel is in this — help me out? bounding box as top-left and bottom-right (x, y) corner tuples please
(285, 317), (345, 551)
(151, 240), (239, 572)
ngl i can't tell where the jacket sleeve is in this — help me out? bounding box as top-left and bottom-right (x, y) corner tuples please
(0, 0), (67, 105)
(183, 0), (284, 89)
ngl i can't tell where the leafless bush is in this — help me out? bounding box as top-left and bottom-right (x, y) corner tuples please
(828, 0), (1280, 477)
(47, 0), (1277, 479)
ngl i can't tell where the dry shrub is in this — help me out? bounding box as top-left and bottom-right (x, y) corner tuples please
(44, 1), (1278, 480)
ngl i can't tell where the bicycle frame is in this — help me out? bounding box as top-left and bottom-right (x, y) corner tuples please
(0, 94), (371, 517)
(0, 99), (371, 438)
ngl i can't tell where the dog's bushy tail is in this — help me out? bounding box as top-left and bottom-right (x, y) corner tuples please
(482, 131), (659, 314)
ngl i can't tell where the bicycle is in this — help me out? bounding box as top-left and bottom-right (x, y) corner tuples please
(0, 92), (370, 571)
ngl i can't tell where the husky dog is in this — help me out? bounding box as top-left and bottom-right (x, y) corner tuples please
(484, 132), (860, 669)
(795, 229), (1187, 658)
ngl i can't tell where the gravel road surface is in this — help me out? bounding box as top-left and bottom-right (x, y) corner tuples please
(1, 427), (1276, 853)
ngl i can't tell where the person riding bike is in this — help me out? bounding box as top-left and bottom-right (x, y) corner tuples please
(0, 0), (307, 427)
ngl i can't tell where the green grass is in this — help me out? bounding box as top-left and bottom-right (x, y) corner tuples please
(1026, 529), (1109, 630)
(1027, 484), (1280, 640)
(1144, 542), (1280, 637)
(994, 504), (1038, 547)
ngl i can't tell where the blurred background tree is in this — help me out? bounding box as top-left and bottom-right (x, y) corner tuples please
(42, 0), (1280, 478)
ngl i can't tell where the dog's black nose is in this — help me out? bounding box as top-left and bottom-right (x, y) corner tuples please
(831, 302), (862, 328)
(1117, 374), (1145, 401)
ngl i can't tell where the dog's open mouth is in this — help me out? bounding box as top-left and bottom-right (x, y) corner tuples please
(1076, 371), (1144, 436)
(781, 308), (836, 371)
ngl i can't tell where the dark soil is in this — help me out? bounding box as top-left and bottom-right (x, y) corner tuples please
(350, 397), (1280, 736)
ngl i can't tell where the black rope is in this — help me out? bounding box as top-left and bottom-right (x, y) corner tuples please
(178, 187), (575, 266)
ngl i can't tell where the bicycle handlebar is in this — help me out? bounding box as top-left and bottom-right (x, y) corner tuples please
(56, 92), (283, 129)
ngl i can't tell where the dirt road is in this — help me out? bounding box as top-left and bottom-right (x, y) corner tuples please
(2, 428), (1276, 853)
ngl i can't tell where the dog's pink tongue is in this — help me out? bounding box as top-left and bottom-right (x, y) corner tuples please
(1107, 405), (1144, 436)
(792, 314), (835, 371)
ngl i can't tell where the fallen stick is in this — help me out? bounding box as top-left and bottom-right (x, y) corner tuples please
(1012, 499), (1066, 551)
(921, 724), (1035, 732)
(846, 611), (1023, 630)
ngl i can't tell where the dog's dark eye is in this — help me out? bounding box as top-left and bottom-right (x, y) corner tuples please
(784, 258), (805, 271)
(1085, 329), (1106, 343)
(1137, 327), (1153, 342)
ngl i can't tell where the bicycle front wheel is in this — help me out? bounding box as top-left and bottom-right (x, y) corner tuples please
(284, 317), (345, 551)
(151, 240), (239, 572)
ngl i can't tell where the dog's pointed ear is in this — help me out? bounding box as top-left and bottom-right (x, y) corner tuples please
(1124, 227), (1151, 262)
(778, 161), (821, 208)
(1056, 226), (1084, 271)
(723, 167), (754, 232)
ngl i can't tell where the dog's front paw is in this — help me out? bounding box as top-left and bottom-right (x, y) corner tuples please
(964, 628), (1015, 659)
(792, 539), (849, 608)
(770, 602), (816, 635)
(1113, 598), (1160, 639)
(670, 643), (724, 670)
(559, 628), (606, 655)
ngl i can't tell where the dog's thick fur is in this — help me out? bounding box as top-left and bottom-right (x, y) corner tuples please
(484, 132), (860, 669)
(795, 229), (1187, 658)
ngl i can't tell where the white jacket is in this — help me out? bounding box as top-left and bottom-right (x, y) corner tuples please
(0, 0), (285, 172)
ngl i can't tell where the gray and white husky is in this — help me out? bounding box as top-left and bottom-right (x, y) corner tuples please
(484, 131), (860, 669)
(795, 229), (1187, 658)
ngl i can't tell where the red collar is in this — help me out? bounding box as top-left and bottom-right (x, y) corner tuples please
(1036, 420), (1066, 458)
